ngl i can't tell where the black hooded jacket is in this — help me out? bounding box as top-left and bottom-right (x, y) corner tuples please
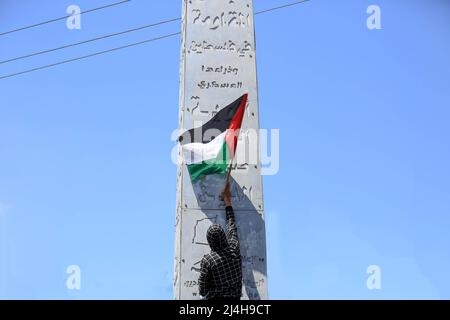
(198, 206), (242, 299)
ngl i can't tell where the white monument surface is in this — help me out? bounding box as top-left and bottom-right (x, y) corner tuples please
(174, 0), (267, 300)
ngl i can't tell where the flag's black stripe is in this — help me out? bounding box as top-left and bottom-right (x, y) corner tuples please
(178, 95), (245, 145)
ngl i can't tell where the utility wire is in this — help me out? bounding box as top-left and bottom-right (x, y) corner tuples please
(255, 0), (309, 15)
(0, 33), (180, 80)
(0, 0), (310, 81)
(0, 0), (131, 37)
(1, 0), (309, 66)
(0, 17), (181, 65)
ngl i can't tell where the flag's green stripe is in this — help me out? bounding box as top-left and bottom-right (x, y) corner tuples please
(188, 142), (230, 183)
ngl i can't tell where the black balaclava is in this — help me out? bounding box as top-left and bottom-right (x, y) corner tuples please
(206, 224), (229, 252)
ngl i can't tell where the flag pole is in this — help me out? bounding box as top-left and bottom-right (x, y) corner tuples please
(220, 159), (233, 203)
(226, 158), (233, 185)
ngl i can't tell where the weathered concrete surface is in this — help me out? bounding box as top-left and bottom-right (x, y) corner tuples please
(174, 0), (267, 300)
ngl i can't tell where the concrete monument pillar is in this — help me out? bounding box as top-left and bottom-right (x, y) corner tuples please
(174, 0), (267, 300)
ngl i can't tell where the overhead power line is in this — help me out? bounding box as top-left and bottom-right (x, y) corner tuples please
(0, 17), (181, 65)
(1, 0), (310, 66)
(0, 0), (310, 81)
(255, 0), (309, 15)
(0, 33), (180, 80)
(0, 0), (131, 37)
(0, 0), (309, 66)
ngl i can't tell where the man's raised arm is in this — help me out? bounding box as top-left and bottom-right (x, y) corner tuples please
(222, 181), (240, 255)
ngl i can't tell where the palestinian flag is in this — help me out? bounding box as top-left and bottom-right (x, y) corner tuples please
(178, 94), (248, 183)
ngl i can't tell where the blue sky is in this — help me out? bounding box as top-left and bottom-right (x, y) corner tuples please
(0, 0), (449, 299)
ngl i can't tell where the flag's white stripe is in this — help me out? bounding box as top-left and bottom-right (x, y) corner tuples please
(182, 130), (227, 165)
